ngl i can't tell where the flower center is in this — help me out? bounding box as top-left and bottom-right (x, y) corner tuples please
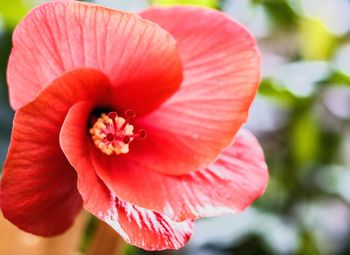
(89, 110), (146, 155)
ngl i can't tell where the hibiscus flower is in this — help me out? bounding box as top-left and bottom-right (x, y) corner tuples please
(0, 0), (268, 251)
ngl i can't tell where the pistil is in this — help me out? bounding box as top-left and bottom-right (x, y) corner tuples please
(89, 110), (146, 155)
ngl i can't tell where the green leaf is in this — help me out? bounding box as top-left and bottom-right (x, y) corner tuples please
(149, 0), (220, 8)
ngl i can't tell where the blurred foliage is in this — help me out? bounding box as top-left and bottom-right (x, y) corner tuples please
(0, 29), (14, 167)
(297, 230), (322, 255)
(253, 0), (299, 29)
(321, 70), (350, 85)
(290, 106), (320, 165)
(1, 0), (350, 255)
(148, 0), (220, 8)
(259, 78), (297, 106)
(80, 216), (98, 252)
(298, 17), (338, 60)
(0, 0), (33, 27)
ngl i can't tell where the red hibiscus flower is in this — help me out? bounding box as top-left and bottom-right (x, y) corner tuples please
(0, 0), (268, 251)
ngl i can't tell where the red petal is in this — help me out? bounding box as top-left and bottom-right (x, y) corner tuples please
(8, 1), (182, 114)
(0, 68), (113, 236)
(90, 129), (268, 221)
(138, 7), (260, 175)
(60, 102), (193, 250)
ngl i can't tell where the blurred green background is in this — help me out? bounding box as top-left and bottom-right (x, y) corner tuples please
(1, 0), (350, 255)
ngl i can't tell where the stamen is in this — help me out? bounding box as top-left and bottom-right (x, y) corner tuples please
(89, 110), (146, 156)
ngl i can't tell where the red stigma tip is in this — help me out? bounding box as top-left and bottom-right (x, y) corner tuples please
(123, 136), (131, 144)
(125, 109), (136, 119)
(106, 133), (114, 141)
(108, 112), (118, 119)
(138, 129), (147, 139)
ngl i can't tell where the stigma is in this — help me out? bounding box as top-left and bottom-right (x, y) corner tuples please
(89, 110), (146, 156)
